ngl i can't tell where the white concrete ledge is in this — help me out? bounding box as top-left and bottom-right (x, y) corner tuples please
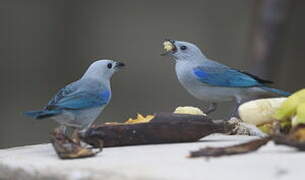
(0, 135), (303, 180)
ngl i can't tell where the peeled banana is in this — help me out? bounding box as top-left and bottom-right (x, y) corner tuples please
(238, 98), (287, 125)
(174, 106), (206, 116)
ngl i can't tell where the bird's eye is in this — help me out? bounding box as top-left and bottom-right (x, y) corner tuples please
(180, 46), (187, 50)
(107, 63), (112, 69)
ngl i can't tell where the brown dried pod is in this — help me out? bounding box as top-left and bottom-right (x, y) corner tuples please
(82, 113), (232, 148)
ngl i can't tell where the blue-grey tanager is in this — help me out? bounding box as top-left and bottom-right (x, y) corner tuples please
(162, 39), (290, 117)
(24, 60), (125, 133)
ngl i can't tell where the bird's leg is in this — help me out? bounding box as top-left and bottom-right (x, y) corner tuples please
(71, 128), (81, 145)
(205, 102), (218, 114)
(229, 104), (240, 119)
(228, 98), (242, 119)
(57, 125), (67, 135)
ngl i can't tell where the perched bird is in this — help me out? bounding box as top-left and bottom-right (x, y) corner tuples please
(24, 60), (125, 133)
(162, 39), (290, 118)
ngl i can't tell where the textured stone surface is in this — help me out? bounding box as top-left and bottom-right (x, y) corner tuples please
(0, 135), (303, 180)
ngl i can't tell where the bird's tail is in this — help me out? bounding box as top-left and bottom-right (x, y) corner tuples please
(23, 110), (61, 119)
(262, 87), (291, 97)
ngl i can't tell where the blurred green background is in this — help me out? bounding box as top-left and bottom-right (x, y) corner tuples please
(0, 0), (304, 148)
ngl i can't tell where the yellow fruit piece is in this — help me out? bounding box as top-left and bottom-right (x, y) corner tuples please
(257, 123), (273, 134)
(238, 98), (286, 125)
(292, 102), (305, 127)
(104, 114), (154, 125)
(274, 89), (305, 120)
(174, 106), (206, 116)
(125, 113), (154, 124)
(257, 120), (291, 135)
(163, 41), (174, 51)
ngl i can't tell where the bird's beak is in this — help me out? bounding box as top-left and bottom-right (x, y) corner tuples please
(114, 62), (125, 69)
(161, 39), (177, 56)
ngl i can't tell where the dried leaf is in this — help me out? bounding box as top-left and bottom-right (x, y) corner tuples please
(50, 129), (103, 159)
(273, 124), (305, 151)
(288, 124), (305, 142)
(189, 137), (271, 158)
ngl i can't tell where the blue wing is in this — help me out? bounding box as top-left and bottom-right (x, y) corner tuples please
(53, 90), (110, 110)
(46, 80), (110, 110)
(192, 66), (263, 88)
(24, 80), (110, 119)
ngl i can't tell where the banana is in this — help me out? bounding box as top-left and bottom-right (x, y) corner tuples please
(163, 41), (174, 51)
(174, 106), (206, 116)
(238, 98), (287, 125)
(274, 89), (305, 121)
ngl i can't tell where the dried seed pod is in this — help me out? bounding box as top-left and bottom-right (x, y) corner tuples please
(82, 113), (231, 148)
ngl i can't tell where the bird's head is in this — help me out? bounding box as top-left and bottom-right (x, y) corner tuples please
(82, 60), (125, 80)
(161, 39), (205, 63)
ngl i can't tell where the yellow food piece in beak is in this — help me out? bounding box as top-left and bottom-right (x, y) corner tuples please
(125, 113), (155, 124)
(163, 41), (174, 52)
(174, 106), (206, 116)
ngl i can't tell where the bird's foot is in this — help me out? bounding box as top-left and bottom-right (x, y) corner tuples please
(55, 125), (67, 135)
(205, 103), (218, 114)
(71, 129), (81, 145)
